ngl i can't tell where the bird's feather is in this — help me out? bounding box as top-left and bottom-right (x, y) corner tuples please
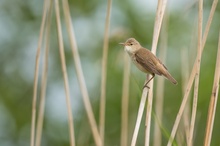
(135, 48), (165, 75)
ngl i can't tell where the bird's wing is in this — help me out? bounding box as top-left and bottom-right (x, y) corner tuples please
(135, 48), (163, 75)
(158, 59), (168, 70)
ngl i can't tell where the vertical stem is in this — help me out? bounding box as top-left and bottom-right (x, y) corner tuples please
(100, 0), (112, 144)
(131, 0), (168, 145)
(167, 0), (217, 145)
(35, 1), (53, 146)
(180, 18), (197, 145)
(204, 32), (220, 146)
(202, 0), (218, 48)
(188, 0), (203, 145)
(153, 12), (168, 146)
(30, 1), (48, 146)
(145, 80), (154, 146)
(145, 0), (167, 146)
(180, 48), (190, 146)
(54, 0), (75, 145)
(120, 54), (131, 146)
(131, 87), (149, 146)
(151, 0), (168, 54)
(61, 0), (102, 145)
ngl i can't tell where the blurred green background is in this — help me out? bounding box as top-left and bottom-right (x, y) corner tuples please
(0, 0), (220, 146)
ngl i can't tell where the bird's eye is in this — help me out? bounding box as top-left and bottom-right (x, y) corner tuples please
(130, 43), (133, 46)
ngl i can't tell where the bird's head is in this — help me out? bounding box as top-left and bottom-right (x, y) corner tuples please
(119, 38), (141, 53)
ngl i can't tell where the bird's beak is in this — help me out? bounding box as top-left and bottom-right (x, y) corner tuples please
(119, 42), (125, 46)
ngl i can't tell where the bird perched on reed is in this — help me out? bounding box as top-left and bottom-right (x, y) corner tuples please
(120, 38), (177, 88)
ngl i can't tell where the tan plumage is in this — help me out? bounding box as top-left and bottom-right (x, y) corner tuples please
(120, 38), (177, 87)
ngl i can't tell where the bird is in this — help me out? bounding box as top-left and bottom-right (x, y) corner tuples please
(119, 38), (177, 88)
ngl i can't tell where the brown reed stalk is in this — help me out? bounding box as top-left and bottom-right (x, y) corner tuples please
(144, 80), (153, 146)
(131, 87), (149, 146)
(204, 31), (220, 146)
(153, 11), (168, 146)
(188, 0), (203, 145)
(99, 0), (112, 144)
(180, 18), (197, 145)
(35, 1), (53, 146)
(145, 0), (167, 145)
(180, 48), (190, 146)
(120, 54), (131, 146)
(54, 0), (75, 145)
(151, 0), (167, 54)
(202, 0), (218, 48)
(30, 1), (49, 146)
(61, 0), (102, 145)
(130, 0), (168, 145)
(167, 0), (218, 145)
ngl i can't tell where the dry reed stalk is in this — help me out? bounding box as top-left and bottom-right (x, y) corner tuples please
(99, 0), (112, 144)
(130, 0), (167, 144)
(180, 48), (190, 146)
(202, 0), (218, 48)
(167, 0), (218, 145)
(144, 81), (153, 146)
(167, 64), (194, 146)
(188, 1), (203, 145)
(30, 1), (49, 146)
(180, 18), (197, 145)
(35, 1), (53, 146)
(120, 54), (131, 146)
(131, 87), (149, 146)
(204, 32), (220, 146)
(54, 0), (75, 145)
(145, 0), (167, 146)
(153, 11), (168, 146)
(61, 0), (102, 145)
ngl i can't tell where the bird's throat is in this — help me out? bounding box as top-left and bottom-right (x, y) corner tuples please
(124, 45), (136, 55)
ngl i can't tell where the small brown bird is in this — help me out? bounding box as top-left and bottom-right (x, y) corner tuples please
(120, 38), (177, 88)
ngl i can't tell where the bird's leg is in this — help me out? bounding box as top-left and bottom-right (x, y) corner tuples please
(143, 74), (155, 89)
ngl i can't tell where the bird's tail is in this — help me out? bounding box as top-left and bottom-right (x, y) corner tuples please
(164, 71), (178, 85)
